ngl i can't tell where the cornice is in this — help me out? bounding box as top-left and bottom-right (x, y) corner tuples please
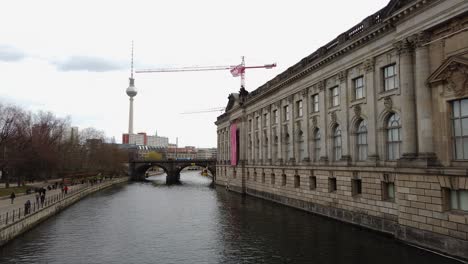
(239, 0), (433, 109)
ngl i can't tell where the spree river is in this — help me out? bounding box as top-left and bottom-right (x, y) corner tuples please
(0, 171), (461, 264)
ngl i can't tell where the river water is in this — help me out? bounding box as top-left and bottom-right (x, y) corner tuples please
(0, 171), (461, 264)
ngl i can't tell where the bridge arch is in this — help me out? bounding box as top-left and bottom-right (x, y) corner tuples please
(130, 159), (216, 184)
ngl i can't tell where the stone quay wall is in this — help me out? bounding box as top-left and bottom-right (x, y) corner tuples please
(216, 164), (468, 261)
(0, 177), (129, 247)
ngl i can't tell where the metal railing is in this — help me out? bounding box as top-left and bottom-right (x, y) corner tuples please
(0, 178), (124, 228)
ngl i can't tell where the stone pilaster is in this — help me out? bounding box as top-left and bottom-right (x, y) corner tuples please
(363, 58), (378, 162)
(276, 102), (283, 164)
(414, 31), (438, 166)
(318, 81), (328, 164)
(395, 39), (417, 161)
(288, 95), (295, 164)
(302, 89), (310, 162)
(339, 70), (350, 162)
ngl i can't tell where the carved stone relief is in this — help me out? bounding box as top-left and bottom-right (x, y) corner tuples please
(317, 80), (325, 91)
(312, 116), (318, 128)
(443, 63), (468, 97)
(354, 105), (362, 119)
(338, 70), (347, 83)
(384, 97), (393, 111)
(363, 58), (375, 72)
(330, 111), (337, 124)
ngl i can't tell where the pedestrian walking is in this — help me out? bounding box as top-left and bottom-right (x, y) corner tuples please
(24, 200), (31, 215)
(64, 185), (69, 195)
(40, 193), (45, 207)
(35, 193), (40, 205)
(10, 192), (15, 204)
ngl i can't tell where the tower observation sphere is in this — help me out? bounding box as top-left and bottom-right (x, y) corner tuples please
(126, 77), (137, 97)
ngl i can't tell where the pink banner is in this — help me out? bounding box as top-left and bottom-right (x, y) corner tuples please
(230, 122), (237, 166)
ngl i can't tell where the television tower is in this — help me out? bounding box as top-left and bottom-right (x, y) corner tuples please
(126, 41), (137, 134)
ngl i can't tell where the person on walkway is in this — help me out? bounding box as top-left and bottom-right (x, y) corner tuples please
(40, 193), (45, 207)
(10, 192), (15, 204)
(35, 193), (40, 205)
(24, 200), (31, 215)
(64, 185), (69, 195)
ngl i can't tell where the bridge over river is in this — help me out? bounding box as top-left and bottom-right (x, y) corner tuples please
(129, 159), (216, 184)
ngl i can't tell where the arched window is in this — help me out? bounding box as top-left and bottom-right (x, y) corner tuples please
(313, 129), (321, 161)
(333, 126), (342, 161)
(387, 113), (401, 160)
(357, 120), (368, 161)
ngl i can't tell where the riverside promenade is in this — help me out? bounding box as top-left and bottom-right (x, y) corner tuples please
(0, 177), (128, 245)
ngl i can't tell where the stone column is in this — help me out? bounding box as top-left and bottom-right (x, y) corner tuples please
(414, 32), (436, 165)
(395, 39), (417, 159)
(302, 89), (310, 162)
(364, 58), (378, 161)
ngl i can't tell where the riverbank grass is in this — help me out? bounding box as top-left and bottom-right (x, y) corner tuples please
(0, 186), (32, 197)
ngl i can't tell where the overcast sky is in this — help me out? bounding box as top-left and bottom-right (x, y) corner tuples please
(0, 0), (389, 148)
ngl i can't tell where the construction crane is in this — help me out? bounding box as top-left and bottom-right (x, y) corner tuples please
(136, 56), (276, 89)
(180, 107), (225, 114)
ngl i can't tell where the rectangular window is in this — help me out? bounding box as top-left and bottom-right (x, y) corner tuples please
(452, 99), (468, 160)
(329, 178), (337, 192)
(449, 189), (468, 211)
(331, 87), (340, 107)
(247, 171), (250, 181)
(271, 173), (276, 185)
(262, 173), (266, 183)
(312, 94), (319, 112)
(282, 174), (287, 186)
(294, 175), (300, 188)
(383, 64), (397, 91)
(296, 100), (303, 117)
(249, 120), (252, 132)
(256, 116), (260, 130)
(263, 113), (269, 127)
(352, 179), (362, 196)
(273, 110), (279, 124)
(284, 105), (290, 121)
(382, 182), (395, 201)
(354, 76), (364, 99)
(254, 172), (257, 182)
(309, 176), (317, 190)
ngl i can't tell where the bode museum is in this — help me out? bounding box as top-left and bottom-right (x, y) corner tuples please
(215, 0), (468, 260)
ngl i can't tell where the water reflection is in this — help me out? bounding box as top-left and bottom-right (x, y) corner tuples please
(0, 171), (461, 264)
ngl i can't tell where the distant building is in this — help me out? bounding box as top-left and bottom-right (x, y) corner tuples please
(166, 146), (197, 160)
(196, 148), (217, 159)
(122, 132), (169, 148)
(147, 135), (169, 148)
(63, 126), (79, 143)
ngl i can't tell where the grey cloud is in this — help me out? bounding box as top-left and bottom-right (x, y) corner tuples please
(0, 45), (26, 62)
(53, 56), (126, 72)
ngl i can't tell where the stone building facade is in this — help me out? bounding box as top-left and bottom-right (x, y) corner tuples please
(215, 0), (468, 260)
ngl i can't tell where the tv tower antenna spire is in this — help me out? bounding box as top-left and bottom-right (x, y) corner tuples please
(126, 41), (137, 134)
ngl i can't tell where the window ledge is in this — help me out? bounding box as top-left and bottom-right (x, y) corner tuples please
(350, 98), (366, 107)
(446, 210), (468, 216)
(378, 88), (400, 99)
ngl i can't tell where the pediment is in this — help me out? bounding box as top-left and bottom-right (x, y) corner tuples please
(428, 55), (468, 97)
(428, 56), (468, 84)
